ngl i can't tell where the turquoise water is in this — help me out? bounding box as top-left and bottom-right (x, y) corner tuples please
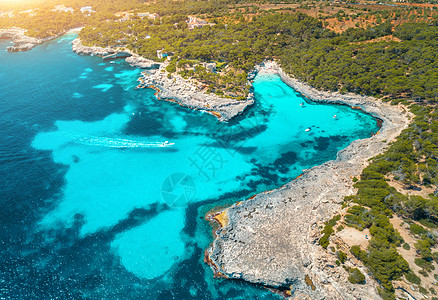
(0, 33), (378, 298)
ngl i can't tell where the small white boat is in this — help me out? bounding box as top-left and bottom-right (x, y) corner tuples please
(333, 115), (337, 119)
(305, 128), (311, 132)
(160, 141), (175, 147)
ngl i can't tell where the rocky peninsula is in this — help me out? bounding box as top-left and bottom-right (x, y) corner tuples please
(206, 61), (411, 299)
(137, 67), (255, 121)
(0, 28), (46, 52)
(0, 27), (83, 52)
(72, 38), (255, 121)
(72, 38), (160, 70)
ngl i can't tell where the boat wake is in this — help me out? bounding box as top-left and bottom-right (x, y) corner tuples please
(59, 133), (175, 149)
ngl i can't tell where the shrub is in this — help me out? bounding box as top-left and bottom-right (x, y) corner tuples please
(418, 219), (437, 229)
(350, 245), (366, 260)
(402, 243), (411, 250)
(337, 251), (347, 264)
(319, 215), (341, 249)
(405, 272), (421, 285)
(344, 206), (372, 230)
(335, 260), (341, 266)
(319, 232), (331, 249)
(419, 286), (429, 295)
(348, 268), (366, 284)
(410, 223), (428, 236)
(415, 258), (435, 272)
(415, 239), (433, 260)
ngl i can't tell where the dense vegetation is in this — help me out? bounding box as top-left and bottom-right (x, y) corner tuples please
(0, 0), (142, 37)
(76, 12), (438, 100)
(342, 105), (438, 298)
(79, 13), (327, 98)
(2, 0), (438, 100)
(281, 21), (438, 102)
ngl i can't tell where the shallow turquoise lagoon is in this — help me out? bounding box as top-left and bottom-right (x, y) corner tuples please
(0, 33), (378, 298)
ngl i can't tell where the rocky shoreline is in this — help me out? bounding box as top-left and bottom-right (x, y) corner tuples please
(71, 38), (160, 70)
(205, 61), (411, 299)
(137, 66), (255, 121)
(0, 28), (45, 52)
(71, 38), (254, 121)
(0, 27), (71, 52)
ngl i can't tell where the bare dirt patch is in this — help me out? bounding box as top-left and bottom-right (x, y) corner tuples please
(351, 35), (401, 44)
(391, 216), (438, 296)
(387, 175), (435, 198)
(337, 226), (370, 249)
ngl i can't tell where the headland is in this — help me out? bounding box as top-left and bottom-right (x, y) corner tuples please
(205, 61), (411, 299)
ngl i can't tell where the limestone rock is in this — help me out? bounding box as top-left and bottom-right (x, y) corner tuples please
(206, 61), (411, 299)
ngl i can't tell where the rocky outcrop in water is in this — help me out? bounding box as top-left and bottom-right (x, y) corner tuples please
(0, 28), (43, 52)
(71, 38), (160, 69)
(125, 56), (160, 69)
(206, 61), (411, 299)
(138, 66), (255, 121)
(71, 38), (116, 56)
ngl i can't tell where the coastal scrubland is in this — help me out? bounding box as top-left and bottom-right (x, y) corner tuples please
(338, 104), (438, 299)
(1, 0), (438, 299)
(319, 103), (438, 299)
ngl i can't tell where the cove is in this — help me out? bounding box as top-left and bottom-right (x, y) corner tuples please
(0, 34), (378, 299)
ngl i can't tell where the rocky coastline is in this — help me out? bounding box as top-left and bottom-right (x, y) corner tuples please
(205, 61), (411, 299)
(71, 37), (255, 121)
(137, 66), (255, 122)
(2, 27), (413, 298)
(71, 38), (161, 70)
(0, 27), (78, 52)
(0, 27), (46, 52)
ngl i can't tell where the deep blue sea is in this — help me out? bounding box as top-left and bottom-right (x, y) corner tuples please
(0, 33), (378, 299)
